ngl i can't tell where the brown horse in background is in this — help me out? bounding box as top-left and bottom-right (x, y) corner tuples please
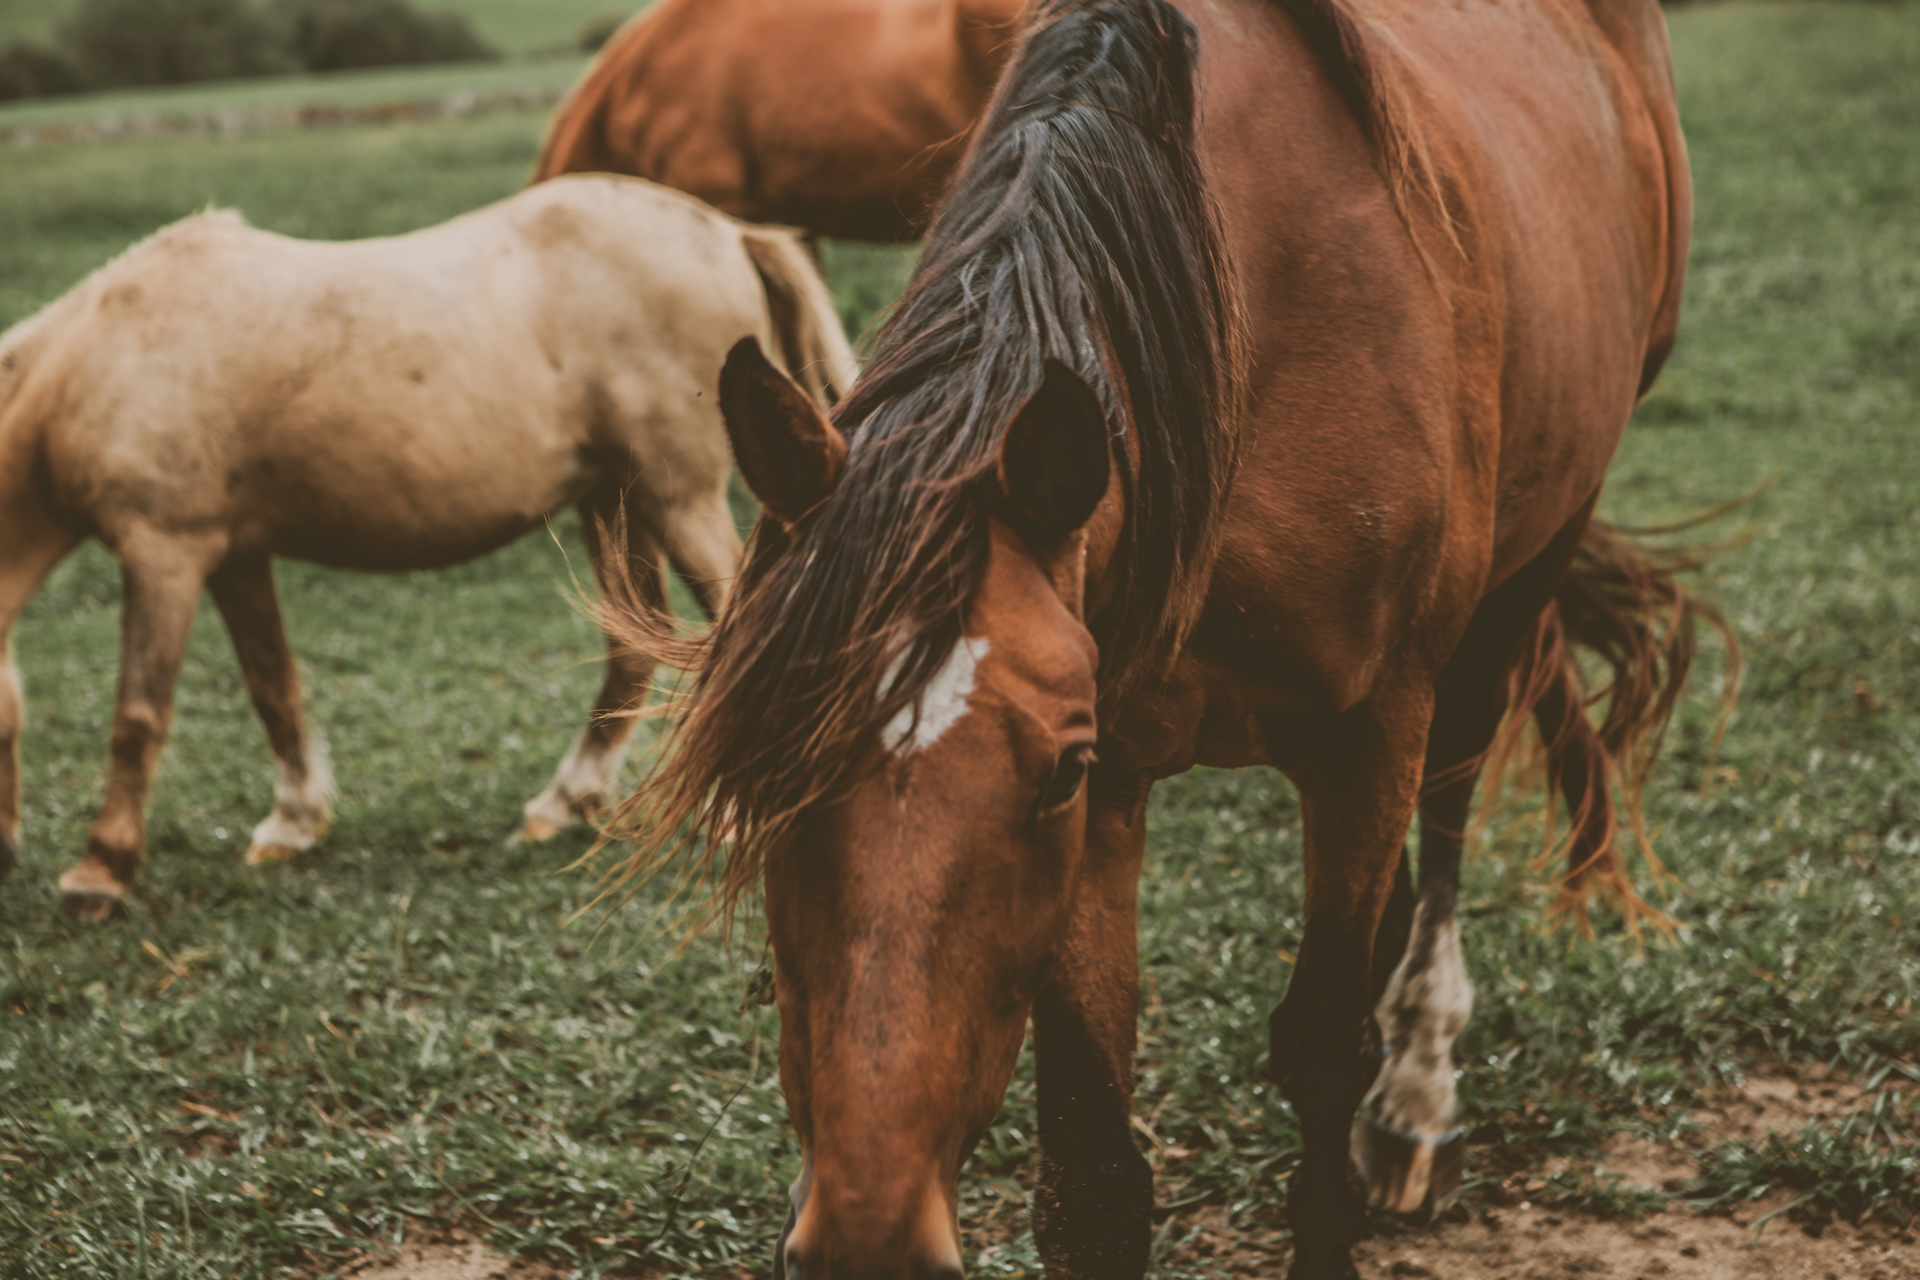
(533, 0), (1027, 242)
(615, 0), (1720, 1275)
(0, 175), (853, 920)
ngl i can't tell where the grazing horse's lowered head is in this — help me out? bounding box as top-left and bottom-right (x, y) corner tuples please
(723, 342), (1119, 1276)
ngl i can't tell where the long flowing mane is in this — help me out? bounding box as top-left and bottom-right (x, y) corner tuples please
(610, 0), (1242, 910)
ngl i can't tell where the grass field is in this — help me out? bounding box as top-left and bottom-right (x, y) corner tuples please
(0, 56), (590, 137)
(0, 0), (632, 57)
(2, 3), (1917, 1278)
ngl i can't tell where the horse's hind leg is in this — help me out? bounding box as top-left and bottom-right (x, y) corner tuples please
(0, 517), (84, 881)
(1352, 502), (1595, 1217)
(58, 529), (222, 919)
(662, 486), (742, 620)
(518, 502), (667, 841)
(206, 557), (331, 865)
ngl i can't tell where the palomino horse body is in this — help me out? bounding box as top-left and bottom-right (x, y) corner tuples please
(0, 174), (854, 919)
(533, 0), (1026, 242)
(620, 0), (1708, 1276)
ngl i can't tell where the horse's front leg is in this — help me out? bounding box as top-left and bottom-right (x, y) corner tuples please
(58, 528), (223, 919)
(1031, 767), (1155, 1280)
(1269, 691), (1431, 1280)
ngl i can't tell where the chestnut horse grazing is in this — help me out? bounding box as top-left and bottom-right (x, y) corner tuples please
(0, 174), (853, 921)
(616, 0), (1717, 1275)
(533, 0), (1026, 242)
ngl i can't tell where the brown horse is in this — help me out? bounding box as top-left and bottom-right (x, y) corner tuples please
(0, 174), (853, 920)
(532, 0), (1027, 242)
(615, 0), (1714, 1275)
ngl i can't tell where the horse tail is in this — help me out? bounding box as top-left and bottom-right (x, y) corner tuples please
(1486, 516), (1742, 935)
(740, 227), (858, 409)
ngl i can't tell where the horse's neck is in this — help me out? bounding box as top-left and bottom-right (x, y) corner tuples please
(953, 0), (1029, 77)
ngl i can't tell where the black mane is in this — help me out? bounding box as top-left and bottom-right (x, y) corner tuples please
(619, 0), (1243, 904)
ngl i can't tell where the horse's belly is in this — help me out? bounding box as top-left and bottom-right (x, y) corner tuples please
(242, 407), (600, 572)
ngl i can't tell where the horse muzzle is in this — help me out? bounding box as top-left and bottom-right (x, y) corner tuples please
(775, 1177), (965, 1280)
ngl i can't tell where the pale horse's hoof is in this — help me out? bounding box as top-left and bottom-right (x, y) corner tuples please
(1350, 1111), (1466, 1218)
(513, 785), (605, 845)
(243, 842), (301, 865)
(56, 862), (130, 922)
(242, 804), (330, 866)
(512, 815), (566, 845)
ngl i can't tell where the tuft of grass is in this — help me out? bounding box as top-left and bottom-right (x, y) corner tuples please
(1685, 1092), (1920, 1230)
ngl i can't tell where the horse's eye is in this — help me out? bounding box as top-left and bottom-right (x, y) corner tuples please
(1038, 745), (1096, 816)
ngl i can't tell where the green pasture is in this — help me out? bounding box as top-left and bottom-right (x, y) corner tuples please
(1, 2), (1917, 1277)
(0, 0), (631, 56)
(0, 55), (590, 136)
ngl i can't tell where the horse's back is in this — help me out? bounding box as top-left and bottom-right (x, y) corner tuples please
(534, 0), (1022, 240)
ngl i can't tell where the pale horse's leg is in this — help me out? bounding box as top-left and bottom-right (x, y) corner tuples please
(0, 508), (83, 883)
(518, 496), (670, 841)
(660, 483), (741, 620)
(57, 527), (225, 919)
(206, 556), (332, 865)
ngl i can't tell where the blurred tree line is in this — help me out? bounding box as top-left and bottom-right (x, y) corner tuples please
(0, 0), (498, 101)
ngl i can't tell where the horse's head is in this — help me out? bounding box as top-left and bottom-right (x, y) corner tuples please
(720, 338), (1116, 1277)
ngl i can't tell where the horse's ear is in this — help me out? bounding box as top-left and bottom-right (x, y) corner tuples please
(998, 360), (1111, 541)
(720, 336), (849, 527)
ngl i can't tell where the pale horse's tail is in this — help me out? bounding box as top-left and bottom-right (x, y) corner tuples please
(739, 228), (859, 408)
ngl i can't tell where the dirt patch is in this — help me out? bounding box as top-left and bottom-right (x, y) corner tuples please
(1166, 1064), (1918, 1278)
(1355, 1208), (1917, 1280)
(337, 1240), (567, 1280)
(1696, 1064), (1899, 1144)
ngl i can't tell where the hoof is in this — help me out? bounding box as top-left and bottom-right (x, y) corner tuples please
(245, 809), (326, 865)
(1285, 1253), (1361, 1280)
(513, 815), (564, 845)
(243, 841), (300, 866)
(60, 890), (125, 922)
(58, 861), (131, 921)
(1351, 1113), (1465, 1217)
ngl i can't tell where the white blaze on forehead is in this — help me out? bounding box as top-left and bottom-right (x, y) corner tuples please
(880, 636), (989, 756)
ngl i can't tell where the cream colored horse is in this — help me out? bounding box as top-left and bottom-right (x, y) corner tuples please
(0, 173), (855, 919)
